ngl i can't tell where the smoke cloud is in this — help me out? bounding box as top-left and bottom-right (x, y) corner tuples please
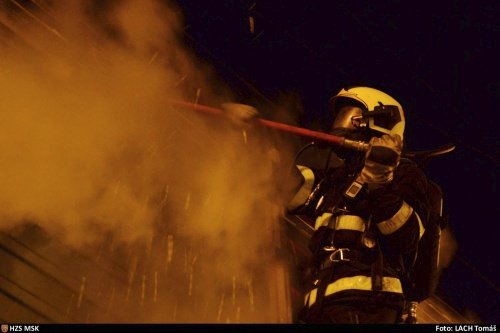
(0, 0), (297, 323)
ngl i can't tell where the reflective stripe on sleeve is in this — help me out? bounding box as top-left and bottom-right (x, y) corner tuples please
(416, 211), (425, 239)
(304, 275), (403, 308)
(308, 289), (317, 308)
(376, 201), (413, 235)
(287, 165), (315, 210)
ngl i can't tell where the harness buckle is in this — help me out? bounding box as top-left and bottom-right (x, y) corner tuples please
(329, 248), (351, 262)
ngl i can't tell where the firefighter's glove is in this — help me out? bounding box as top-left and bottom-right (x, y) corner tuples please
(221, 102), (259, 126)
(358, 134), (402, 189)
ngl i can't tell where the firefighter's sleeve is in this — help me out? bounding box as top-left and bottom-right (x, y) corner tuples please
(360, 134), (426, 255)
(286, 165), (316, 211)
(368, 162), (427, 255)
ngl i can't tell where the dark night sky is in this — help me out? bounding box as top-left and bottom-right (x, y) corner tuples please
(176, 0), (499, 322)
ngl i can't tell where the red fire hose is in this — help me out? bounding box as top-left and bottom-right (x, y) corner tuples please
(170, 100), (369, 153)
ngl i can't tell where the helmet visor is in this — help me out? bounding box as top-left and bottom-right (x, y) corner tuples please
(331, 106), (365, 130)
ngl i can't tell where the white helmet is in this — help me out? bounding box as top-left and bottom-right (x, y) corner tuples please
(328, 86), (405, 139)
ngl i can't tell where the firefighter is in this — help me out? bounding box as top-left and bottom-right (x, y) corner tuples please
(289, 86), (430, 323)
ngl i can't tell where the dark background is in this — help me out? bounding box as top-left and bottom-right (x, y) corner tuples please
(175, 0), (499, 322)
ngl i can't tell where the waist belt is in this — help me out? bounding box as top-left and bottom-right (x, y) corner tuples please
(335, 215), (366, 232)
(315, 213), (367, 232)
(304, 275), (403, 308)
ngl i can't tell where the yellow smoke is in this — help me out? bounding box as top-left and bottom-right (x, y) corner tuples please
(0, 0), (297, 323)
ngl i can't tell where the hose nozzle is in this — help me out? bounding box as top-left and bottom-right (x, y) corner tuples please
(342, 138), (369, 152)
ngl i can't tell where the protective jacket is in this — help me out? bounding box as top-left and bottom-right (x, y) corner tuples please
(291, 155), (430, 323)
